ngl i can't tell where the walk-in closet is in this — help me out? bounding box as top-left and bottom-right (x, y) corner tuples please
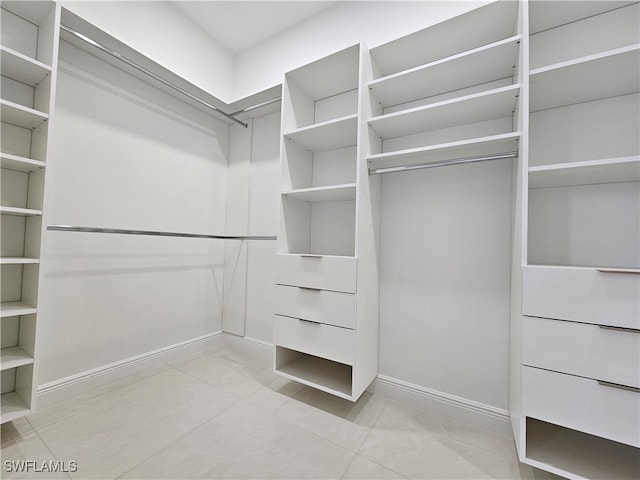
(1, 1), (638, 479)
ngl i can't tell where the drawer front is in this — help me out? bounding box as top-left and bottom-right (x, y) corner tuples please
(523, 366), (640, 447)
(523, 317), (640, 388)
(273, 314), (354, 365)
(523, 266), (640, 329)
(275, 254), (357, 293)
(275, 285), (356, 329)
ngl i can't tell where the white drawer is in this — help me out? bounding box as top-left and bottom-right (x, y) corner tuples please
(523, 317), (640, 388)
(273, 314), (354, 366)
(275, 254), (357, 293)
(523, 366), (640, 447)
(274, 285), (356, 329)
(523, 265), (640, 329)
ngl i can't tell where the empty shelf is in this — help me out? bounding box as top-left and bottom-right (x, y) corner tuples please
(0, 206), (43, 216)
(275, 348), (353, 399)
(529, 156), (640, 188)
(0, 258), (39, 264)
(0, 302), (37, 318)
(282, 183), (357, 202)
(1, 152), (45, 172)
(369, 84), (519, 140)
(370, 35), (520, 108)
(530, 45), (640, 111)
(0, 45), (51, 86)
(0, 392), (30, 424)
(368, 132), (520, 172)
(1, 347), (33, 371)
(284, 114), (357, 152)
(0, 99), (48, 129)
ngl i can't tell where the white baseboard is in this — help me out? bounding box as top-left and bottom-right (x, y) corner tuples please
(36, 331), (223, 408)
(36, 332), (510, 436)
(371, 374), (511, 435)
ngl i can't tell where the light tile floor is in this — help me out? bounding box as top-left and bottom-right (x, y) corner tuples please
(1, 345), (560, 480)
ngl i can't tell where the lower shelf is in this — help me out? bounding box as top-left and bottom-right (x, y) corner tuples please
(274, 346), (353, 399)
(525, 418), (639, 480)
(1, 392), (30, 424)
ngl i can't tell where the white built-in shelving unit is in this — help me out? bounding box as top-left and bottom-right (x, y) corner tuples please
(274, 44), (381, 400)
(366, 0), (521, 174)
(511, 1), (640, 479)
(1, 0), (60, 424)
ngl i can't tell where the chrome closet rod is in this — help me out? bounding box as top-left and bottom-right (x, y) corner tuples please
(60, 24), (253, 128)
(47, 225), (276, 241)
(369, 152), (518, 175)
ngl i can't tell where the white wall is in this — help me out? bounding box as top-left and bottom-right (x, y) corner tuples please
(59, 1), (489, 102)
(58, 0), (236, 101)
(38, 41), (229, 385)
(378, 160), (513, 410)
(234, 0), (489, 99)
(222, 112), (280, 343)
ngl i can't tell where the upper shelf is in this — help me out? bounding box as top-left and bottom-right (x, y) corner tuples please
(286, 45), (360, 101)
(282, 183), (357, 203)
(0, 46), (51, 87)
(530, 45), (640, 111)
(369, 84), (520, 140)
(529, 156), (640, 188)
(367, 132), (520, 173)
(529, 1), (636, 34)
(369, 35), (520, 108)
(0, 153), (45, 172)
(284, 114), (357, 152)
(370, 0), (518, 77)
(0, 100), (49, 129)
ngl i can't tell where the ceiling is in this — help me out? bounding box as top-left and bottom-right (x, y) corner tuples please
(172, 1), (337, 54)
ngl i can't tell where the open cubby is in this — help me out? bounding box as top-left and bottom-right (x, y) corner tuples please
(274, 347), (353, 398)
(525, 418), (639, 480)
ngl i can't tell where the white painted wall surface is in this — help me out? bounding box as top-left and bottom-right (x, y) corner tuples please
(234, 0), (489, 99)
(378, 159), (513, 409)
(58, 1), (235, 101)
(37, 41), (229, 384)
(222, 111), (281, 344)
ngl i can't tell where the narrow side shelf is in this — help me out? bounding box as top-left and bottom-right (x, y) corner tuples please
(1, 347), (34, 370)
(0, 206), (43, 216)
(368, 132), (520, 173)
(368, 84), (520, 140)
(0, 392), (30, 424)
(0, 45), (52, 86)
(0, 258), (40, 264)
(369, 35), (520, 108)
(530, 45), (640, 111)
(284, 114), (357, 152)
(0, 99), (49, 129)
(282, 183), (357, 202)
(0, 302), (37, 318)
(1, 152), (46, 172)
(529, 156), (640, 188)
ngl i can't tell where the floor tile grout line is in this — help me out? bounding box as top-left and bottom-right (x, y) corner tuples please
(29, 364), (176, 431)
(166, 362), (257, 403)
(25, 417), (73, 480)
(115, 399), (243, 480)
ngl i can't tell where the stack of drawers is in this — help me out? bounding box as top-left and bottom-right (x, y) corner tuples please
(522, 265), (640, 448)
(273, 255), (359, 399)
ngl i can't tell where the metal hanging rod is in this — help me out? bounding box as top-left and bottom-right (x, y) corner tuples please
(369, 152), (518, 175)
(47, 225), (276, 241)
(60, 24), (255, 128)
(228, 97), (282, 117)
